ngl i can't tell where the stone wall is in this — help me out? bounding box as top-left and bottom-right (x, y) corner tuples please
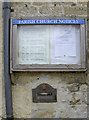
(0, 2), (6, 119)
(1, 1), (89, 119)
(0, 2), (2, 119)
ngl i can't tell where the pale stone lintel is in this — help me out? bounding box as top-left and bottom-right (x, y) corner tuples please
(0, 0), (88, 2)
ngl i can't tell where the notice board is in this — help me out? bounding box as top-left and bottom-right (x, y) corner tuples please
(10, 19), (87, 71)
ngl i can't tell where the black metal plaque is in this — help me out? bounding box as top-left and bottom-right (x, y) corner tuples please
(32, 83), (57, 103)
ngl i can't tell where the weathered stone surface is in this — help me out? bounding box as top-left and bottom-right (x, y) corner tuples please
(82, 92), (88, 105)
(39, 5), (52, 15)
(69, 92), (82, 105)
(64, 4), (87, 16)
(67, 83), (80, 92)
(31, 104), (56, 118)
(0, 1), (88, 118)
(57, 91), (72, 103)
(86, 74), (89, 85)
(11, 72), (87, 85)
(50, 6), (63, 16)
(69, 105), (87, 118)
(12, 85), (32, 118)
(80, 84), (87, 92)
(55, 104), (87, 118)
(32, 2), (43, 6)
(11, 2), (38, 18)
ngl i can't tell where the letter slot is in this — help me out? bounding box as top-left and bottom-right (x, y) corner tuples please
(32, 83), (57, 103)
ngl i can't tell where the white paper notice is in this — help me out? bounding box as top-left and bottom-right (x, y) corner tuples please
(54, 25), (76, 57)
(18, 25), (49, 64)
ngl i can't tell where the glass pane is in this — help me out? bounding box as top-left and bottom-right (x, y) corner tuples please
(18, 25), (50, 64)
(17, 25), (80, 65)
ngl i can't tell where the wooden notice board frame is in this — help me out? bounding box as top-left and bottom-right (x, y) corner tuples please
(10, 18), (87, 72)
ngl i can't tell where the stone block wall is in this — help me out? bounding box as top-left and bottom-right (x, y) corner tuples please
(0, 2), (2, 119)
(1, 1), (89, 119)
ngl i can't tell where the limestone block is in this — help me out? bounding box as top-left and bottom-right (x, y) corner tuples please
(82, 92), (88, 105)
(57, 91), (72, 104)
(68, 105), (87, 118)
(67, 83), (80, 92)
(64, 4), (87, 16)
(55, 105), (71, 118)
(11, 3), (38, 18)
(55, 104), (87, 118)
(11, 72), (87, 85)
(12, 85), (32, 118)
(32, 2), (43, 6)
(39, 4), (63, 16)
(31, 103), (57, 118)
(86, 74), (89, 85)
(88, 86), (89, 92)
(80, 84), (87, 92)
(39, 5), (52, 15)
(0, 2), (2, 19)
(69, 92), (83, 105)
(50, 6), (63, 15)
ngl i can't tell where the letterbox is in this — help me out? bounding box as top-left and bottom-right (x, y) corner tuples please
(32, 83), (57, 102)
